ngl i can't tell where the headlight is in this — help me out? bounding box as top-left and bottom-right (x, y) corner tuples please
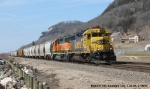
(110, 48), (113, 50)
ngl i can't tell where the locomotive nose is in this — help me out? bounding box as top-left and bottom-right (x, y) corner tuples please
(102, 54), (108, 59)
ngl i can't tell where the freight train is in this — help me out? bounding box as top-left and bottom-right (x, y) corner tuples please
(10, 26), (116, 64)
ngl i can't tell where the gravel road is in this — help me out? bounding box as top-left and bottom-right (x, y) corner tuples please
(9, 57), (150, 89)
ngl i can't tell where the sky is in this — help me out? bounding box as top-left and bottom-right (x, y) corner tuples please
(0, 0), (114, 53)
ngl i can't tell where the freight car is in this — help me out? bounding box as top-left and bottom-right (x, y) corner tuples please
(17, 49), (24, 57)
(45, 41), (53, 59)
(11, 26), (116, 64)
(10, 51), (17, 57)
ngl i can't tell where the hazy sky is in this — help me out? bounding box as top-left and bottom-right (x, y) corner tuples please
(0, 0), (114, 53)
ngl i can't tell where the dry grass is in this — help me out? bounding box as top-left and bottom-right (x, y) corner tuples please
(122, 51), (150, 56)
(114, 40), (150, 49)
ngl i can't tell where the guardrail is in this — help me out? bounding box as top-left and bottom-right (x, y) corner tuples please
(7, 61), (50, 89)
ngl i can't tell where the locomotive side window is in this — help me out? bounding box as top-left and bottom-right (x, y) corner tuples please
(106, 33), (109, 36)
(83, 34), (86, 41)
(71, 36), (75, 40)
(92, 33), (108, 37)
(65, 38), (68, 42)
(59, 38), (63, 44)
(92, 33), (99, 37)
(68, 36), (71, 41)
(87, 34), (91, 39)
(99, 33), (105, 36)
(60, 38), (63, 41)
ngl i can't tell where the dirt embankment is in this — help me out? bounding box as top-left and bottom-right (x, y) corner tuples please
(6, 56), (150, 89)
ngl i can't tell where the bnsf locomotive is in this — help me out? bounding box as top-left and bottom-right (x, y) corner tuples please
(10, 26), (116, 64)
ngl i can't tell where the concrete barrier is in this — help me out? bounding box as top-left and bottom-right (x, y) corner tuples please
(7, 61), (50, 89)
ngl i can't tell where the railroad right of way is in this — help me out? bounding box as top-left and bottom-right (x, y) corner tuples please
(7, 56), (150, 89)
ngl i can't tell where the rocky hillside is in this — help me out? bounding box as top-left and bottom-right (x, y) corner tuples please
(22, 0), (150, 48)
(76, 0), (150, 39)
(37, 21), (84, 43)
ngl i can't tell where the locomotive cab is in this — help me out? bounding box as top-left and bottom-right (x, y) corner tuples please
(82, 27), (116, 64)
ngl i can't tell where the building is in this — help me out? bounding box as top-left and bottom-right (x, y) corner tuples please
(111, 32), (122, 42)
(129, 35), (138, 43)
(121, 34), (138, 43)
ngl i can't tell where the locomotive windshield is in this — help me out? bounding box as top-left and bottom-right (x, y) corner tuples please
(92, 32), (106, 37)
(97, 39), (108, 44)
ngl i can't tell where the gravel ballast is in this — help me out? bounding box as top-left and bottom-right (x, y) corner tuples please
(9, 57), (150, 89)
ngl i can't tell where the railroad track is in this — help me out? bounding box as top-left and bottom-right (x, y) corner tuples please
(66, 61), (150, 73)
(8, 56), (150, 73)
(98, 61), (150, 73)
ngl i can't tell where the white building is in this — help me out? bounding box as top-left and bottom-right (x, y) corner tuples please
(121, 34), (139, 43)
(129, 35), (138, 43)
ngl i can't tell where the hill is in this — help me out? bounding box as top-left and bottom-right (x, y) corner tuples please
(76, 0), (150, 39)
(37, 21), (84, 43)
(21, 21), (84, 48)
(21, 0), (150, 48)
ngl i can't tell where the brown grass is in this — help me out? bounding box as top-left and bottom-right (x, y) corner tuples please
(122, 51), (150, 56)
(114, 40), (150, 49)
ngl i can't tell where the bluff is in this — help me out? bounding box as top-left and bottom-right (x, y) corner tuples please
(22, 0), (150, 48)
(76, 0), (150, 38)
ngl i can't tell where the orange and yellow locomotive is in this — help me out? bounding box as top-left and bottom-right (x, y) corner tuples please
(52, 26), (116, 64)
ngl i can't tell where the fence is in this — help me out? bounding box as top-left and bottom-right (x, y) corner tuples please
(8, 61), (50, 89)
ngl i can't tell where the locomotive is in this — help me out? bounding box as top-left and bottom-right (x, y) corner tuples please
(11, 26), (116, 64)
